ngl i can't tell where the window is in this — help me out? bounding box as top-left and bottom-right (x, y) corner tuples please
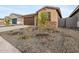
(45, 12), (51, 21)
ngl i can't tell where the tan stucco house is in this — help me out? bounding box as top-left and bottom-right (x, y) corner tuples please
(22, 6), (62, 28)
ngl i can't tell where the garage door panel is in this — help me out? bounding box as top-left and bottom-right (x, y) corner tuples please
(24, 16), (34, 25)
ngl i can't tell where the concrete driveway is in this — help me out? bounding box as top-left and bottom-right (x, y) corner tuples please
(0, 25), (29, 32)
(0, 25), (29, 53)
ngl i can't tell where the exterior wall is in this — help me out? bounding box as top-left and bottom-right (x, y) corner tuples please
(37, 8), (60, 28)
(17, 17), (24, 24)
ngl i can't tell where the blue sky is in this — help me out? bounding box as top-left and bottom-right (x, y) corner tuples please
(0, 5), (77, 18)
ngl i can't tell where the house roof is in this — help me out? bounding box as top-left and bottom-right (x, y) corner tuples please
(23, 13), (36, 16)
(10, 13), (22, 17)
(69, 5), (79, 17)
(22, 6), (62, 18)
(22, 13), (37, 18)
(37, 6), (62, 18)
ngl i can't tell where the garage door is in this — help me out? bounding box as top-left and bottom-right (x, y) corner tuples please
(24, 16), (34, 25)
(12, 18), (17, 24)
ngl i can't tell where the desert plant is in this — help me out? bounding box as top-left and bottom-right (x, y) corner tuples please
(18, 35), (26, 40)
(18, 35), (32, 40)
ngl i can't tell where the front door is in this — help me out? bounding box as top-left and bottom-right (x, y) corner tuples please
(12, 18), (17, 24)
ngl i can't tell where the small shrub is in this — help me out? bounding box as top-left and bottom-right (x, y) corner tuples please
(36, 33), (49, 37)
(9, 30), (14, 33)
(18, 35), (26, 40)
(52, 29), (60, 33)
(21, 35), (26, 39)
(25, 35), (32, 39)
(12, 32), (19, 35)
(7, 30), (19, 35)
(18, 35), (32, 40)
(35, 33), (49, 38)
(9, 30), (24, 35)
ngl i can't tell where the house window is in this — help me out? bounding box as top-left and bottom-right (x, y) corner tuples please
(45, 12), (51, 21)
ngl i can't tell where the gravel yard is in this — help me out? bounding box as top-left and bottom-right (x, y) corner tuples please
(0, 27), (79, 53)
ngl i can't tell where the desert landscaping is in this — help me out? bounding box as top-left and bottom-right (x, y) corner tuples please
(0, 5), (79, 53)
(0, 26), (79, 53)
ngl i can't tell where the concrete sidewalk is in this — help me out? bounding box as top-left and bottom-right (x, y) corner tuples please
(0, 36), (21, 53)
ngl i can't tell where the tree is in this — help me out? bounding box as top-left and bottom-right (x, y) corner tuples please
(4, 19), (10, 26)
(38, 12), (48, 27)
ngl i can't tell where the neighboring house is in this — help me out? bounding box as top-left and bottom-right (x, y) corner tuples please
(22, 6), (62, 28)
(62, 5), (79, 28)
(4, 13), (23, 25)
(9, 13), (23, 25)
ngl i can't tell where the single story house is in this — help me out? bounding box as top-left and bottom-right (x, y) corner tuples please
(4, 13), (24, 25)
(9, 13), (24, 25)
(22, 6), (62, 28)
